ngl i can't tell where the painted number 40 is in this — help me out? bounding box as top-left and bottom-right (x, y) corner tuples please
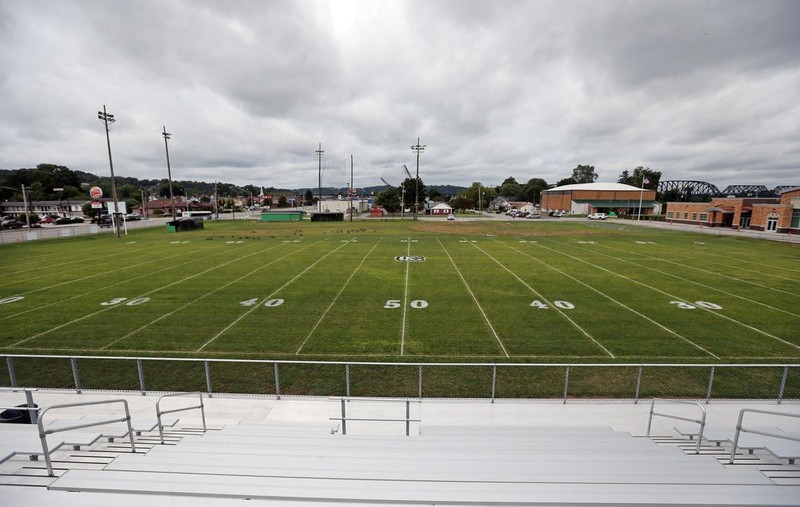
(384, 300), (428, 309)
(530, 300), (575, 309)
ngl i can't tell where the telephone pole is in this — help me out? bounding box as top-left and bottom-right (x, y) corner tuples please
(411, 138), (425, 221)
(98, 105), (121, 237)
(315, 143), (324, 212)
(162, 126), (177, 221)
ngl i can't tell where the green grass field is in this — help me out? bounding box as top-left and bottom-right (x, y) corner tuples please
(1, 219), (798, 363)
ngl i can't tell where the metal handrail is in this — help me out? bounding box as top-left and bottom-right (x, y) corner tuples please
(330, 397), (421, 436)
(729, 409), (800, 464)
(156, 392), (206, 444)
(647, 398), (706, 454)
(36, 398), (136, 476)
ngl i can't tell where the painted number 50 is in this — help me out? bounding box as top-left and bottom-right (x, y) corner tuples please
(384, 299), (428, 309)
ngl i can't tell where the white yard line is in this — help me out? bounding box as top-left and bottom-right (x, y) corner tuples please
(598, 243), (800, 298)
(295, 238), (383, 355)
(100, 241), (298, 350)
(470, 241), (615, 358)
(535, 240), (800, 350)
(497, 240), (719, 359)
(196, 238), (352, 352)
(574, 242), (800, 319)
(5, 242), (287, 349)
(400, 237), (412, 356)
(437, 238), (509, 358)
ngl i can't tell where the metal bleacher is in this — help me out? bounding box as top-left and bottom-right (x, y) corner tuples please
(1, 392), (799, 506)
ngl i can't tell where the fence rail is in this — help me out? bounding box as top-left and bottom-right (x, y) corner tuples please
(1, 355), (797, 403)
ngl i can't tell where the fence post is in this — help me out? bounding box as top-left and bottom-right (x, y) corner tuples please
(634, 365), (643, 404)
(274, 362), (281, 400)
(563, 365), (570, 404)
(491, 365), (497, 404)
(418, 364), (423, 400)
(24, 389), (37, 424)
(70, 357), (81, 394)
(6, 356), (17, 388)
(705, 366), (715, 404)
(778, 365), (789, 405)
(136, 359), (146, 395)
(204, 361), (213, 398)
(345, 363), (350, 398)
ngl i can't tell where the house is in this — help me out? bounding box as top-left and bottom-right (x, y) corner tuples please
(429, 202), (454, 216)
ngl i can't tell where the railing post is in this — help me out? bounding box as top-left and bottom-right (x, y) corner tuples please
(6, 356), (17, 388)
(778, 365), (789, 404)
(405, 400), (410, 436)
(136, 359), (146, 395)
(341, 398), (347, 435)
(705, 366), (715, 404)
(274, 362), (281, 400)
(70, 357), (81, 394)
(345, 363), (351, 398)
(24, 389), (37, 424)
(491, 365), (497, 404)
(418, 364), (423, 400)
(204, 361), (213, 398)
(634, 365), (643, 404)
(563, 365), (570, 404)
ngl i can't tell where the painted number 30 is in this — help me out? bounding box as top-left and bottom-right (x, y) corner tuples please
(100, 297), (151, 306)
(384, 300), (429, 309)
(670, 301), (723, 310)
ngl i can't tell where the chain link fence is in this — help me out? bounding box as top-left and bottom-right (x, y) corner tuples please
(1, 355), (797, 402)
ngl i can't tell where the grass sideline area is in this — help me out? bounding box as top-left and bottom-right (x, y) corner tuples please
(1, 219), (798, 365)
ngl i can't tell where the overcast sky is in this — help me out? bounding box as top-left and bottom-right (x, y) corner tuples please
(1, 0), (798, 191)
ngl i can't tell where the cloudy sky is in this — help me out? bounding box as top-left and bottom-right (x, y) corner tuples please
(1, 0), (798, 191)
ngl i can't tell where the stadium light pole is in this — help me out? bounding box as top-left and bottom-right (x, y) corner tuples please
(316, 142), (324, 212)
(162, 126), (177, 221)
(98, 105), (121, 237)
(411, 138), (425, 221)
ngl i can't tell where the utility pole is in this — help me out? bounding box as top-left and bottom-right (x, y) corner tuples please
(21, 184), (31, 230)
(411, 138), (426, 221)
(478, 185), (482, 216)
(141, 189), (148, 219)
(98, 105), (121, 237)
(162, 126), (177, 221)
(316, 142), (324, 212)
(350, 154), (354, 222)
(214, 181), (219, 220)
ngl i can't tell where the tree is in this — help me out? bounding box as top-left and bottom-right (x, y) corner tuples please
(427, 188), (443, 202)
(461, 182), (495, 211)
(401, 177), (426, 211)
(375, 187), (401, 212)
(451, 195), (474, 212)
(618, 166), (661, 190)
(571, 164), (597, 183)
(304, 190), (313, 205)
(520, 178), (549, 204)
(556, 177), (577, 187)
(277, 195), (287, 207)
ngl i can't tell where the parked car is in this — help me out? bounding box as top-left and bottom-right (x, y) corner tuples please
(54, 217), (73, 225)
(40, 217), (56, 224)
(446, 214), (455, 221)
(587, 213), (607, 220)
(525, 213), (541, 219)
(125, 213), (141, 221)
(1, 219), (23, 229)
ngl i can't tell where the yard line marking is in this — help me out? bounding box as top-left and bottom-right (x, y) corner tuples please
(496, 240), (719, 359)
(196, 238), (353, 352)
(469, 239), (615, 358)
(1, 245), (230, 321)
(573, 242), (800, 319)
(536, 240), (800, 350)
(295, 237), (384, 355)
(0, 243), (167, 287)
(100, 241), (298, 350)
(648, 244), (800, 282)
(597, 243), (800, 299)
(5, 241), (289, 349)
(437, 238), (509, 358)
(400, 237), (412, 356)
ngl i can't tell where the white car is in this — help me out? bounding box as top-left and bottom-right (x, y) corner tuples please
(446, 214), (455, 221)
(587, 213), (607, 220)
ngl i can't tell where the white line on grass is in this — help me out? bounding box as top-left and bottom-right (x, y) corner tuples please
(5, 242), (289, 349)
(99, 240), (305, 350)
(196, 238), (354, 352)
(535, 240), (800, 350)
(437, 238), (509, 358)
(597, 243), (800, 299)
(469, 240), (615, 358)
(400, 236), (412, 356)
(295, 237), (384, 355)
(574, 241), (800, 319)
(496, 239), (719, 359)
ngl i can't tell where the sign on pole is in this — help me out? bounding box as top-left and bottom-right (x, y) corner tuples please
(89, 186), (103, 199)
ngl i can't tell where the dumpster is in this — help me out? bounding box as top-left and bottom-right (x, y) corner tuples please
(166, 218), (204, 232)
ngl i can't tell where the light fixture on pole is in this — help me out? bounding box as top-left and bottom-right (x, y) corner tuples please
(162, 126), (177, 221)
(411, 138), (425, 221)
(98, 105), (121, 237)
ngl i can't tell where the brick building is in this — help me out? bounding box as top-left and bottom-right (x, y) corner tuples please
(541, 183), (659, 217)
(665, 188), (800, 234)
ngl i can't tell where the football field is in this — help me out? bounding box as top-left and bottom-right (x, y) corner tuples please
(1, 219), (798, 362)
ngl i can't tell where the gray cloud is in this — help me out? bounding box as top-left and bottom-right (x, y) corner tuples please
(1, 0), (798, 192)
